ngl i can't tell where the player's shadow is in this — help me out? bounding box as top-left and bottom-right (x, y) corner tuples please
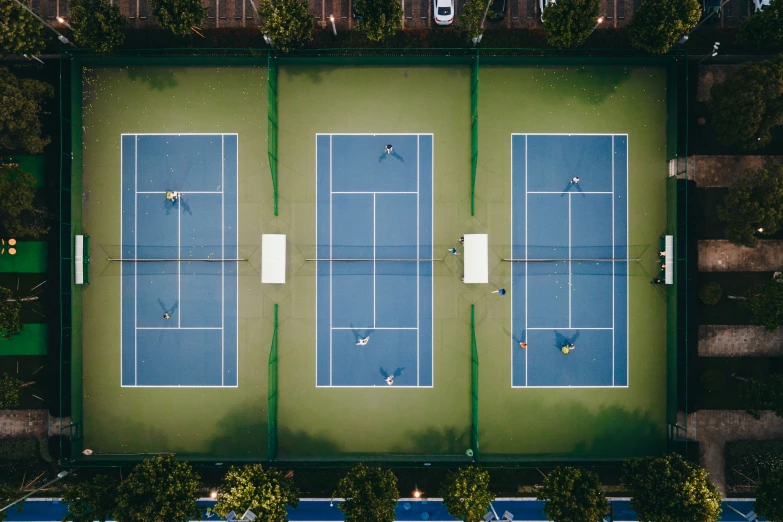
(553, 330), (581, 350)
(561, 182), (585, 196)
(349, 324), (375, 344)
(180, 196), (192, 215)
(378, 151), (405, 163)
(379, 366), (405, 384)
(163, 195), (193, 215)
(158, 298), (179, 317)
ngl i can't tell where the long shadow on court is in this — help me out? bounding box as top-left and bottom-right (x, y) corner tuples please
(127, 67), (179, 91)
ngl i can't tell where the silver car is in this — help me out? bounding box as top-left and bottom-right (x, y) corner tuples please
(434, 0), (454, 25)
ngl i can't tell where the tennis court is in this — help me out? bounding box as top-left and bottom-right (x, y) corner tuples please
(511, 134), (628, 388)
(120, 133), (239, 387)
(315, 134), (434, 387)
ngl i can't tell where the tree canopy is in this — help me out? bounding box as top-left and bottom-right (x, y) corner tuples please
(538, 466), (608, 522)
(745, 273), (783, 332)
(439, 466), (495, 522)
(460, 0), (487, 40)
(115, 455), (201, 522)
(622, 454), (722, 522)
(628, 0), (701, 54)
(0, 68), (53, 154)
(149, 0), (206, 35)
(0, 372), (32, 408)
(739, 374), (783, 419)
(717, 166), (783, 248)
(738, 0), (783, 49)
(352, 0), (403, 42)
(70, 0), (126, 53)
(258, 0), (313, 53)
(0, 287), (22, 341)
(542, 0), (601, 49)
(755, 468), (783, 520)
(62, 475), (119, 522)
(334, 464), (399, 522)
(0, 0), (46, 57)
(0, 165), (50, 239)
(709, 55), (783, 152)
(213, 464), (300, 522)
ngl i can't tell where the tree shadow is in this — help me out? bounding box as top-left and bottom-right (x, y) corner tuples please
(277, 427), (342, 459)
(544, 66), (633, 105)
(396, 425), (471, 456)
(127, 67), (179, 91)
(208, 406), (268, 458)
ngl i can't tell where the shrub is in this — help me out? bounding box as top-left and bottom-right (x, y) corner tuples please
(699, 282), (723, 305)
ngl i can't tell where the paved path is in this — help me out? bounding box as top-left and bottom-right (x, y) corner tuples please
(699, 240), (783, 272)
(0, 410), (70, 439)
(699, 325), (783, 357)
(697, 65), (741, 102)
(680, 409), (783, 495)
(685, 155), (783, 188)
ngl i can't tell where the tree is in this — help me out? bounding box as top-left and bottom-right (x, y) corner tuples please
(745, 273), (783, 332)
(755, 468), (783, 520)
(738, 0), (783, 49)
(0, 482), (22, 522)
(0, 165), (50, 238)
(538, 466), (608, 522)
(622, 454), (722, 522)
(0, 68), (53, 154)
(334, 464), (398, 522)
(0, 0), (45, 57)
(699, 282), (723, 305)
(439, 466), (495, 522)
(115, 455), (201, 522)
(62, 475), (119, 522)
(257, 0), (313, 53)
(0, 372), (34, 408)
(542, 0), (601, 49)
(460, 0), (487, 40)
(69, 0), (126, 53)
(352, 0), (403, 42)
(717, 166), (783, 248)
(739, 375), (783, 419)
(149, 0), (205, 35)
(709, 55), (783, 152)
(628, 0), (701, 54)
(0, 287), (22, 341)
(213, 464), (299, 522)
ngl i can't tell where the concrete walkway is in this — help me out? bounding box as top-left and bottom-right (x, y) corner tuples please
(683, 155), (783, 187)
(699, 325), (783, 357)
(699, 240), (783, 272)
(697, 65), (740, 102)
(680, 410), (783, 495)
(0, 410), (70, 439)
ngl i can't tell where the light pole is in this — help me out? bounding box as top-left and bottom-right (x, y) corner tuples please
(56, 16), (73, 29)
(587, 16), (604, 38)
(0, 471), (69, 514)
(329, 14), (337, 35)
(678, 0), (730, 44)
(471, 0), (494, 45)
(11, 0), (75, 47)
(698, 41), (720, 64)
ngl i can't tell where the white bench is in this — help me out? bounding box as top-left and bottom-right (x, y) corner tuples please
(261, 234), (286, 284)
(463, 234), (488, 284)
(75, 235), (84, 285)
(665, 235), (674, 285)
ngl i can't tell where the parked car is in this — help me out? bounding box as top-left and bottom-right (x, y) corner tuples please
(489, 0), (506, 20)
(434, 0), (454, 25)
(539, 0), (555, 21)
(752, 0), (770, 11)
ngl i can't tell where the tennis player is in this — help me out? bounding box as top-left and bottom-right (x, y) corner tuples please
(570, 177), (580, 184)
(385, 144), (393, 154)
(385, 375), (394, 385)
(492, 288), (506, 296)
(163, 312), (170, 320)
(519, 342), (527, 349)
(356, 336), (370, 346)
(448, 248), (460, 255)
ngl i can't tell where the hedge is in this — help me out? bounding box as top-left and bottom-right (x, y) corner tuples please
(726, 440), (783, 493)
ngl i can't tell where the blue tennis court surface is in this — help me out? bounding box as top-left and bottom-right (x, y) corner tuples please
(316, 134), (433, 387)
(120, 134), (238, 387)
(511, 134), (628, 387)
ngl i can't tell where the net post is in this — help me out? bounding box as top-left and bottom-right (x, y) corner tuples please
(470, 51), (479, 217)
(268, 303), (279, 461)
(471, 304), (479, 463)
(267, 52), (279, 217)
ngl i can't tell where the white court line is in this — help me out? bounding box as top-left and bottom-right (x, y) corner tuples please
(526, 327), (613, 330)
(329, 135), (333, 387)
(316, 385), (434, 389)
(332, 327), (418, 330)
(612, 136), (615, 386)
(137, 191), (223, 194)
(123, 133), (239, 136)
(120, 136), (124, 385)
(510, 133), (615, 136)
(524, 135), (528, 387)
(332, 191), (417, 194)
(138, 327), (224, 330)
(417, 134), (420, 387)
(510, 133), (514, 388)
(373, 193), (376, 329)
(235, 135), (239, 385)
(528, 191), (612, 194)
(178, 187), (181, 328)
(430, 135), (434, 387)
(513, 385), (629, 389)
(121, 384), (239, 388)
(626, 135), (630, 386)
(568, 192), (571, 329)
(317, 133), (434, 136)
(221, 135), (225, 387)
(315, 136), (319, 387)
(134, 136), (138, 386)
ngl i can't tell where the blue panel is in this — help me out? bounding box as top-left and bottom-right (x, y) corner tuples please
(223, 135), (238, 386)
(136, 329), (223, 386)
(571, 194), (613, 260)
(332, 262), (374, 328)
(332, 194), (373, 259)
(376, 263), (417, 328)
(331, 329), (418, 386)
(614, 135), (628, 386)
(527, 135), (613, 193)
(375, 194), (417, 328)
(331, 194), (373, 328)
(511, 135), (527, 386)
(316, 135), (332, 385)
(136, 263), (178, 327)
(375, 194), (417, 259)
(418, 135), (433, 386)
(136, 135), (224, 193)
(331, 135), (418, 193)
(121, 135), (137, 385)
(526, 262), (569, 328)
(527, 194), (568, 260)
(526, 328), (613, 386)
(136, 194), (178, 259)
(571, 262), (613, 328)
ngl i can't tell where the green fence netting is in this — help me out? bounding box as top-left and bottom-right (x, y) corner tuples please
(471, 53), (479, 217)
(268, 304), (279, 461)
(268, 54), (279, 217)
(471, 305), (479, 462)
